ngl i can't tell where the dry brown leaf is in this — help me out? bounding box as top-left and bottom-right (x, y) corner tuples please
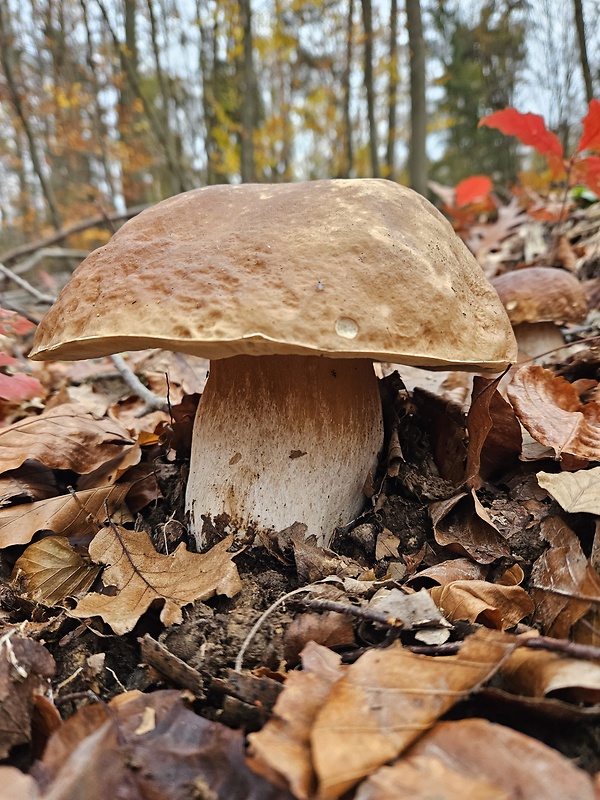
(430, 490), (509, 564)
(407, 558), (488, 589)
(0, 463), (57, 507)
(34, 689), (292, 800)
(498, 646), (600, 706)
(354, 753), (506, 800)
(407, 718), (596, 800)
(72, 528), (242, 634)
(531, 516), (600, 637)
(13, 537), (101, 606)
(310, 629), (516, 798)
(430, 580), (534, 630)
(283, 613), (355, 668)
(465, 375), (522, 489)
(0, 634), (55, 760)
(537, 467), (600, 514)
(0, 404), (135, 475)
(248, 642), (344, 799)
(0, 484), (131, 548)
(508, 366), (600, 462)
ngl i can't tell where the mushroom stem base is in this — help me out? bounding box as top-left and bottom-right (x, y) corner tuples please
(186, 355), (384, 547)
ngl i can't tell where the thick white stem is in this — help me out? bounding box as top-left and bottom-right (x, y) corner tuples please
(186, 355), (384, 547)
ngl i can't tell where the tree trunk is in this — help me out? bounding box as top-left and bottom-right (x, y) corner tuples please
(406, 0), (427, 195)
(361, 0), (379, 177)
(239, 0), (257, 182)
(386, 0), (398, 179)
(341, 0), (354, 177)
(573, 0), (594, 104)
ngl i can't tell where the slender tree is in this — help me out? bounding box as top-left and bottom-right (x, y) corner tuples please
(386, 0), (399, 179)
(361, 0), (380, 177)
(239, 0), (257, 182)
(573, 0), (594, 104)
(406, 0), (427, 194)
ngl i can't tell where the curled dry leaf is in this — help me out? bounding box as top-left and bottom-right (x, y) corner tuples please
(0, 403), (135, 475)
(507, 366), (600, 462)
(13, 536), (101, 606)
(530, 516), (600, 637)
(0, 483), (131, 548)
(298, 629), (517, 799)
(407, 558), (488, 589)
(430, 580), (534, 630)
(430, 490), (509, 564)
(537, 467), (600, 515)
(0, 633), (55, 760)
(73, 529), (242, 634)
(498, 646), (600, 706)
(465, 375), (522, 489)
(405, 718), (596, 800)
(248, 642), (344, 799)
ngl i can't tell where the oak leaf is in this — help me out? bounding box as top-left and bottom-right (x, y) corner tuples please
(73, 528), (242, 634)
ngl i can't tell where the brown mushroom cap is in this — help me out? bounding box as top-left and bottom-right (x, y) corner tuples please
(31, 180), (516, 370)
(491, 267), (588, 326)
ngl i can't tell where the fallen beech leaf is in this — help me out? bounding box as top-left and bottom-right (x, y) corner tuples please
(499, 646), (600, 706)
(72, 529), (242, 634)
(354, 753), (505, 800)
(407, 718), (596, 800)
(13, 537), (101, 606)
(311, 629), (516, 798)
(508, 367), (600, 462)
(248, 643), (344, 799)
(0, 483), (130, 548)
(430, 490), (509, 563)
(465, 376), (521, 488)
(0, 634), (55, 759)
(35, 690), (290, 800)
(531, 517), (600, 637)
(0, 462), (58, 506)
(283, 613), (355, 668)
(537, 467), (600, 514)
(407, 558), (488, 589)
(0, 404), (135, 474)
(430, 580), (534, 630)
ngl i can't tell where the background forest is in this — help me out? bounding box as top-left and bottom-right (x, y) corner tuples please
(0, 0), (598, 253)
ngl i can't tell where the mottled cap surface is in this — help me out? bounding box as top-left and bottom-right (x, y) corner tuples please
(492, 267), (588, 325)
(31, 179), (517, 370)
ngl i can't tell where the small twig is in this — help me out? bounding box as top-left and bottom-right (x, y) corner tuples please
(0, 262), (56, 304)
(235, 585), (316, 672)
(11, 247), (90, 276)
(110, 354), (168, 413)
(304, 598), (404, 628)
(407, 634), (600, 663)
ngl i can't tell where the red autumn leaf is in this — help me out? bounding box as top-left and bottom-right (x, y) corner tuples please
(0, 308), (35, 337)
(479, 109), (564, 160)
(0, 372), (43, 402)
(571, 155), (600, 196)
(577, 99), (600, 153)
(455, 175), (493, 207)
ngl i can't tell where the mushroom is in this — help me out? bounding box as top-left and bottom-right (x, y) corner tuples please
(491, 267), (588, 362)
(30, 179), (516, 547)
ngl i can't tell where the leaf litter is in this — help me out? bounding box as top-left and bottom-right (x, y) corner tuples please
(1, 219), (600, 797)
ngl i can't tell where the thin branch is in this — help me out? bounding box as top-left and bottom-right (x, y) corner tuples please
(0, 263), (56, 304)
(0, 205), (148, 266)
